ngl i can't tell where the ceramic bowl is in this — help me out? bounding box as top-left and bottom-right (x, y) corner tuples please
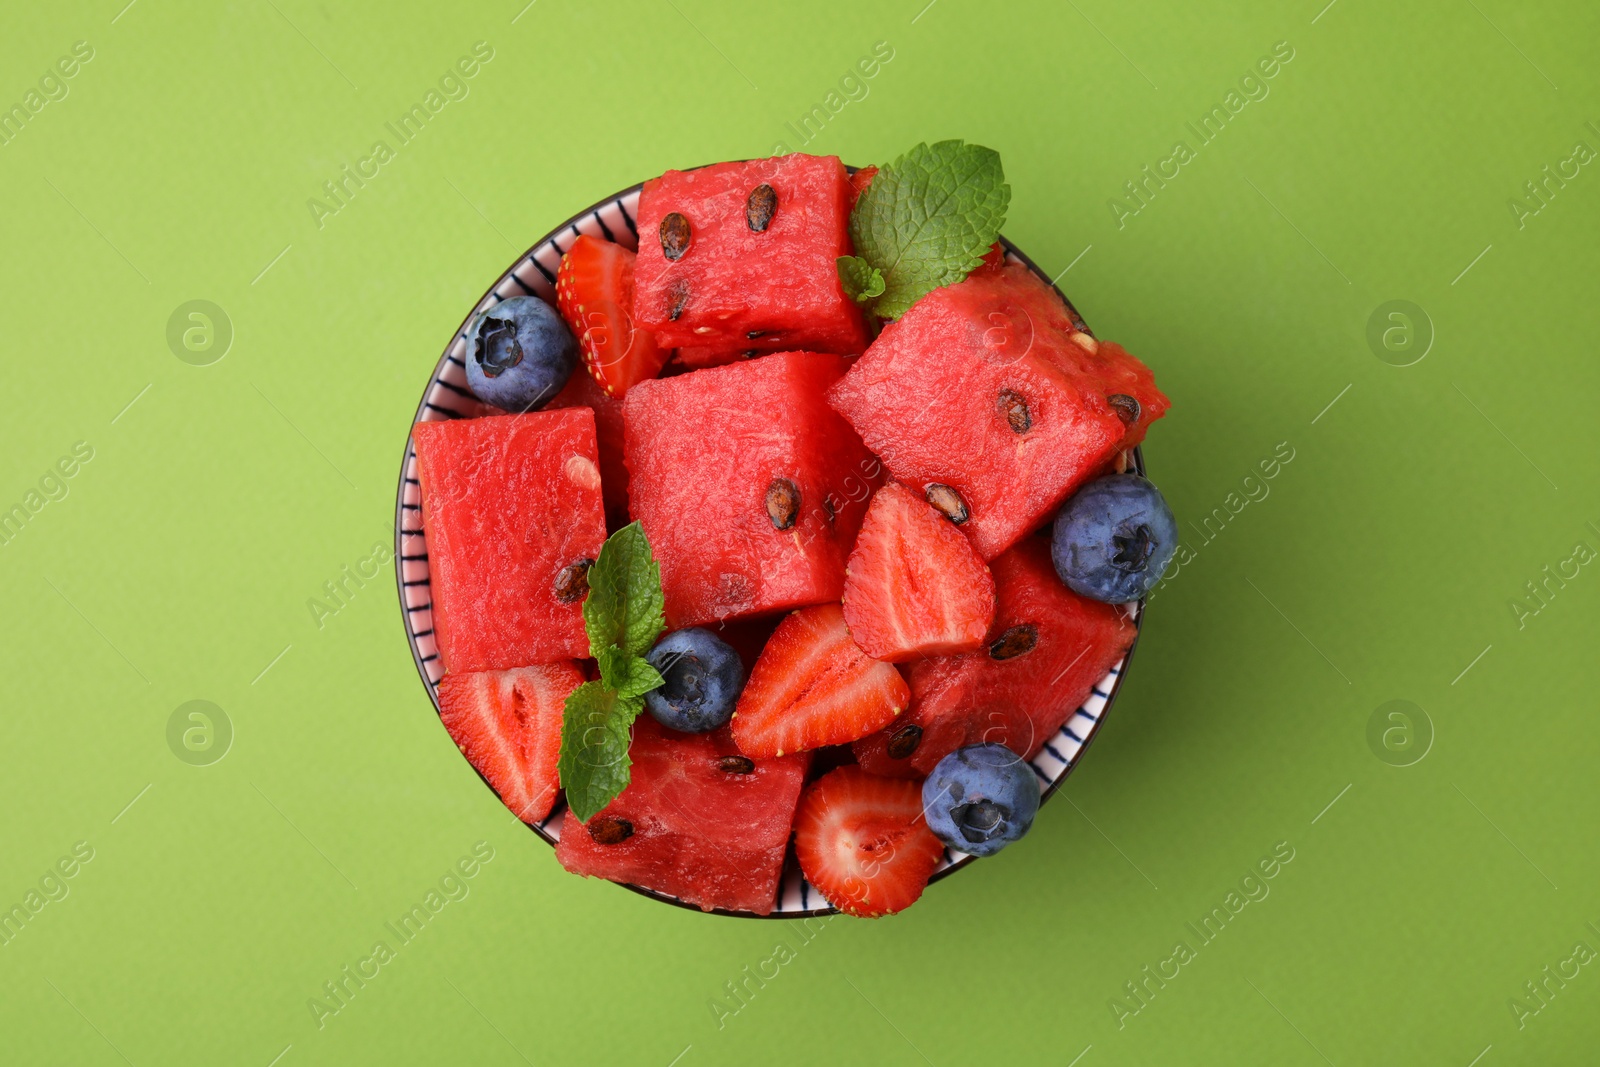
(395, 176), (1145, 917)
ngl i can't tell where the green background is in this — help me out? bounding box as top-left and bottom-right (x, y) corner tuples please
(3, 0), (1596, 1063)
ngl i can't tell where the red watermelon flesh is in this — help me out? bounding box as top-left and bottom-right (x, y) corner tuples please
(438, 662), (583, 824)
(827, 262), (1169, 559)
(554, 716), (809, 914)
(623, 351), (880, 628)
(671, 346), (751, 370)
(547, 368), (630, 529)
(412, 409), (607, 672)
(632, 154), (868, 358)
(853, 537), (1136, 777)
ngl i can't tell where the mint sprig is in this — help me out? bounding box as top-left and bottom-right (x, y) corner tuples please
(583, 521), (666, 684)
(558, 682), (640, 825)
(841, 140), (1010, 320)
(558, 521), (667, 824)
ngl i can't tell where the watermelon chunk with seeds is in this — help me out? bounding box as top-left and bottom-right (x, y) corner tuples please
(623, 351), (879, 628)
(554, 716), (809, 914)
(854, 537), (1136, 777)
(413, 410), (607, 673)
(827, 262), (1168, 559)
(633, 154), (868, 359)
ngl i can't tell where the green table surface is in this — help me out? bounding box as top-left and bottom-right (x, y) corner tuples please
(4, 1), (1597, 1063)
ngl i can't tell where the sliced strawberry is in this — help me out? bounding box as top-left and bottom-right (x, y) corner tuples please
(794, 766), (943, 917)
(843, 481), (996, 662)
(437, 662), (584, 824)
(731, 603), (908, 758)
(555, 235), (668, 398)
(847, 165), (878, 208)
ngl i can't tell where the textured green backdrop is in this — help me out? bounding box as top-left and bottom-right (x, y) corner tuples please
(3, 0), (1597, 1063)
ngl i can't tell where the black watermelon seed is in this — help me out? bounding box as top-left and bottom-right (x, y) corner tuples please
(668, 280), (690, 321)
(998, 389), (1031, 433)
(765, 478), (800, 530)
(1108, 394), (1141, 425)
(659, 212), (691, 260)
(746, 330), (769, 339)
(587, 815), (634, 844)
(553, 559), (594, 603)
(925, 483), (969, 524)
(745, 184), (777, 232)
(718, 755), (756, 774)
(886, 723), (923, 760)
(989, 625), (1038, 660)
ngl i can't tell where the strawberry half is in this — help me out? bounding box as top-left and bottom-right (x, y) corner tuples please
(731, 603), (908, 758)
(794, 766), (944, 917)
(843, 481), (996, 662)
(555, 235), (668, 398)
(437, 662), (584, 824)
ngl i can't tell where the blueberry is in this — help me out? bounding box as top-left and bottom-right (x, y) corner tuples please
(922, 743), (1039, 857)
(463, 296), (576, 411)
(1051, 474), (1177, 603)
(643, 628), (745, 733)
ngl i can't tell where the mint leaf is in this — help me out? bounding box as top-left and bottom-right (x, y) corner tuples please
(848, 140), (1010, 319)
(605, 655), (665, 700)
(583, 521), (666, 691)
(558, 681), (642, 824)
(559, 523), (667, 819)
(837, 255), (886, 305)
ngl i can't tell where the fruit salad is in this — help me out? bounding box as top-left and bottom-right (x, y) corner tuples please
(410, 141), (1176, 917)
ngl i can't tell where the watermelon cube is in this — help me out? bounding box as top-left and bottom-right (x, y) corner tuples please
(546, 367), (630, 529)
(412, 410), (607, 673)
(623, 351), (879, 628)
(827, 262), (1169, 559)
(555, 716), (809, 914)
(853, 536), (1136, 777)
(632, 154), (868, 359)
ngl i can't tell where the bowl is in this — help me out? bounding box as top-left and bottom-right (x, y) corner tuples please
(394, 174), (1145, 917)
